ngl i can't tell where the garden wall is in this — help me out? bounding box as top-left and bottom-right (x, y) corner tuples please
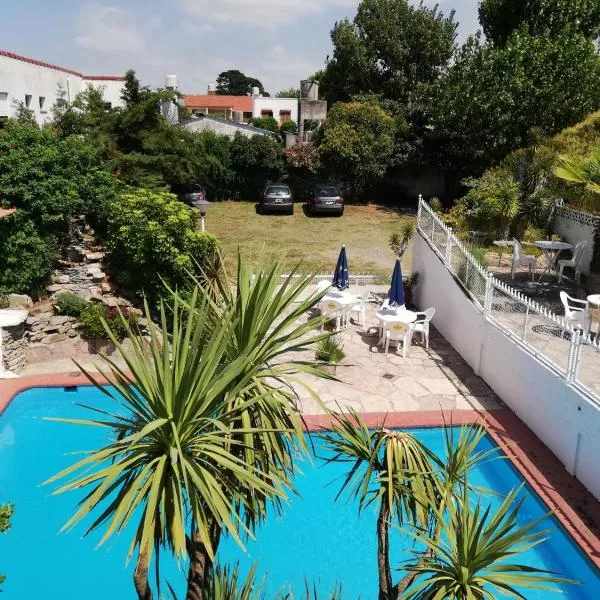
(553, 206), (599, 276)
(413, 233), (600, 501)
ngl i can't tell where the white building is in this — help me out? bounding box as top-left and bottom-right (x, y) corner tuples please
(0, 50), (125, 127)
(252, 95), (298, 124)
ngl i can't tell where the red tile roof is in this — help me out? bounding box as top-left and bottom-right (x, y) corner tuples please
(184, 94), (252, 113)
(0, 50), (125, 81)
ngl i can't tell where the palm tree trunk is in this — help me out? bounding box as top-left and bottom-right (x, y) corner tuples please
(185, 520), (221, 600)
(133, 551), (152, 600)
(377, 500), (393, 600)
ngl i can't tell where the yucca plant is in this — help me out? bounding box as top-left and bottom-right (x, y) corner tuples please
(315, 335), (345, 365)
(401, 484), (577, 599)
(319, 410), (438, 600)
(389, 222), (417, 261)
(45, 255), (332, 600)
(204, 562), (267, 600)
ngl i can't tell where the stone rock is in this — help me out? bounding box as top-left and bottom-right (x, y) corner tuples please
(46, 284), (63, 294)
(49, 315), (74, 326)
(67, 329), (78, 338)
(100, 282), (112, 294)
(90, 287), (103, 300)
(102, 296), (119, 308)
(26, 314), (49, 327)
(86, 264), (102, 275)
(41, 333), (67, 344)
(66, 247), (85, 262)
(53, 275), (70, 284)
(92, 272), (106, 282)
(29, 332), (46, 343)
(8, 294), (33, 309)
(85, 251), (105, 262)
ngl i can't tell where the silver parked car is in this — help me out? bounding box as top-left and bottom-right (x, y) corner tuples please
(308, 184), (344, 216)
(259, 183), (294, 215)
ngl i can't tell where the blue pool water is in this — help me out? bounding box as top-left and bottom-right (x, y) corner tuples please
(0, 386), (599, 599)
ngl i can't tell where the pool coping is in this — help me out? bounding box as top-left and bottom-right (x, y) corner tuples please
(2, 373), (600, 571)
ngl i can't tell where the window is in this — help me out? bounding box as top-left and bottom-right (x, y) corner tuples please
(25, 94), (32, 108)
(280, 110), (291, 123)
(102, 102), (112, 110)
(261, 109), (273, 117)
(39, 96), (46, 111)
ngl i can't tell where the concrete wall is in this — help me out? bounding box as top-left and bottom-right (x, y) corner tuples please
(253, 97), (298, 123)
(0, 53), (124, 126)
(553, 206), (599, 276)
(413, 233), (600, 500)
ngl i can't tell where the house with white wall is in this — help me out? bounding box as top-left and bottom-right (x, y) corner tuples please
(252, 96), (298, 124)
(0, 50), (125, 127)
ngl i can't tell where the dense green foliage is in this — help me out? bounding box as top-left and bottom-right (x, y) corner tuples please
(276, 88), (299, 99)
(78, 303), (137, 340)
(423, 30), (600, 176)
(103, 189), (219, 300)
(52, 292), (89, 318)
(248, 116), (279, 134)
(316, 101), (395, 191)
(216, 70), (266, 96)
(479, 0), (600, 45)
(322, 0), (457, 104)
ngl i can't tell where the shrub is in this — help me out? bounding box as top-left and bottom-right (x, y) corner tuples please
(104, 189), (219, 300)
(315, 335), (345, 364)
(78, 303), (137, 341)
(53, 292), (88, 317)
(0, 217), (58, 296)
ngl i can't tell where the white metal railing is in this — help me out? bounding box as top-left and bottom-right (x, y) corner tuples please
(277, 273), (388, 286)
(417, 196), (600, 404)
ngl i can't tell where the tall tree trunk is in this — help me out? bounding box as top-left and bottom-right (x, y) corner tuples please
(377, 500), (393, 600)
(185, 520), (221, 600)
(133, 551), (152, 600)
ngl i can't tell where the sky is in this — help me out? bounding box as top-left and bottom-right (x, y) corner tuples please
(1, 0), (480, 95)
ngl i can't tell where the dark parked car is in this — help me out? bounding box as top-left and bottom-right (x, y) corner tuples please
(177, 182), (206, 206)
(308, 184), (344, 216)
(259, 183), (294, 215)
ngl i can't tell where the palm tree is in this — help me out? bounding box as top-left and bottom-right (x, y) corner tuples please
(45, 256), (332, 600)
(555, 149), (600, 276)
(319, 410), (439, 600)
(401, 484), (577, 599)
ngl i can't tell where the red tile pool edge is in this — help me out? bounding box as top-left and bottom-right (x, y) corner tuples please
(2, 374), (600, 570)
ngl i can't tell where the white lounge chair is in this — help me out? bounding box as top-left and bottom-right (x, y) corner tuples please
(348, 289), (370, 327)
(407, 307), (436, 351)
(559, 291), (592, 337)
(558, 241), (588, 284)
(511, 239), (536, 280)
(382, 322), (410, 358)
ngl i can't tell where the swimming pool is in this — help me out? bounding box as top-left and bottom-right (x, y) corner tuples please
(0, 386), (598, 598)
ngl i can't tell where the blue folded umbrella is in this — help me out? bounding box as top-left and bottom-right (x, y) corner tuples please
(332, 245), (349, 290)
(389, 258), (405, 307)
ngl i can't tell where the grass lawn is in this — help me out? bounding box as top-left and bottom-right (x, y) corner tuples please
(208, 202), (415, 276)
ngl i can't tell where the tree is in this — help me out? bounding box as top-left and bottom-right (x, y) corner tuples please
(46, 256), (330, 599)
(423, 30), (600, 177)
(402, 485), (576, 598)
(230, 134), (286, 199)
(216, 70), (266, 96)
(315, 101), (395, 192)
(12, 101), (37, 127)
(276, 88), (299, 99)
(479, 0), (600, 45)
(248, 116), (279, 134)
(0, 502), (13, 590)
(322, 0), (457, 104)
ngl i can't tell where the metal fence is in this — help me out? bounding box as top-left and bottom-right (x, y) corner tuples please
(417, 196), (600, 404)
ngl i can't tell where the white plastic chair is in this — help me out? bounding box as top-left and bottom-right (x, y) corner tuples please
(511, 239), (536, 280)
(319, 299), (343, 331)
(383, 322), (410, 358)
(407, 307), (436, 351)
(559, 291), (591, 336)
(348, 289), (370, 327)
(558, 241), (588, 284)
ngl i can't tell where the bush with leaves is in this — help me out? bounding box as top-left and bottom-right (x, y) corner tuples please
(78, 303), (137, 341)
(52, 292), (89, 318)
(0, 502), (13, 590)
(104, 188), (219, 300)
(249, 117), (280, 134)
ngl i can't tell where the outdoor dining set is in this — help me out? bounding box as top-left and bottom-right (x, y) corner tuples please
(496, 237), (600, 337)
(316, 246), (435, 358)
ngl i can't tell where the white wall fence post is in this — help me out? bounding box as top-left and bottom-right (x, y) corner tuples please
(444, 227), (453, 266)
(484, 273), (494, 317)
(567, 329), (583, 383)
(417, 194), (423, 224)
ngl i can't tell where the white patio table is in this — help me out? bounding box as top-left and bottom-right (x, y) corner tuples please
(321, 290), (359, 328)
(533, 240), (573, 281)
(587, 294), (600, 336)
(375, 306), (417, 344)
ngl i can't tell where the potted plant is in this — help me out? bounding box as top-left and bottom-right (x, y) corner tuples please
(315, 335), (345, 374)
(404, 272), (420, 307)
